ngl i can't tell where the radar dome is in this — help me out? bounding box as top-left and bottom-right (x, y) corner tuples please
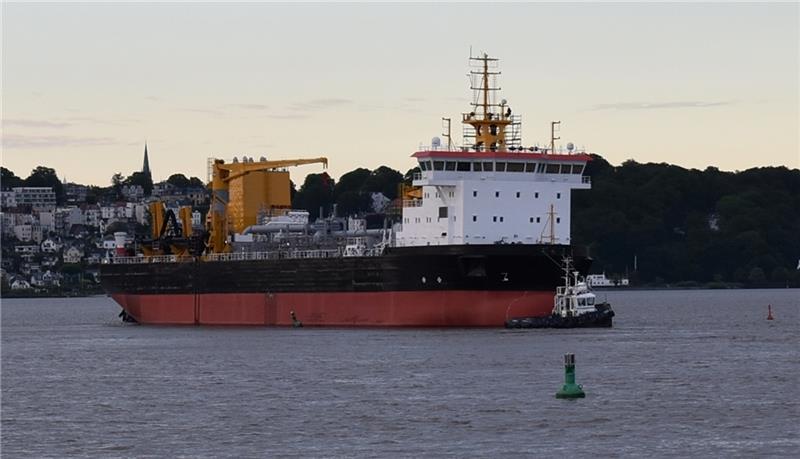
(566, 142), (575, 152)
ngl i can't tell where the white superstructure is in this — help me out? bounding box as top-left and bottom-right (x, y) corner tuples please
(395, 53), (592, 248)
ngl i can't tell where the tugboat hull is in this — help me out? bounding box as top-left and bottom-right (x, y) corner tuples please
(505, 303), (615, 329)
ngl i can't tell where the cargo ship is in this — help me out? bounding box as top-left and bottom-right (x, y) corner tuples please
(100, 53), (595, 327)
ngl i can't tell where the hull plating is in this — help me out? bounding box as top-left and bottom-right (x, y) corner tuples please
(110, 290), (554, 327)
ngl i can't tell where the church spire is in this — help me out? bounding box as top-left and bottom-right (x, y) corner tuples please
(142, 143), (151, 178)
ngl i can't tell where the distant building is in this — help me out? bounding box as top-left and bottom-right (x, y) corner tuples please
(11, 279), (32, 290)
(64, 183), (89, 205)
(122, 185), (144, 201)
(63, 246), (84, 264)
(1, 191), (17, 208)
(12, 187), (56, 210)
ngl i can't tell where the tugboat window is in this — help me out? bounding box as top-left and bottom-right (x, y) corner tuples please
(438, 207), (448, 218)
(495, 162), (506, 172)
(457, 162), (471, 171)
(419, 162), (428, 171)
(445, 161), (456, 171)
(473, 190), (477, 197)
(571, 164), (584, 174)
(483, 162), (493, 171)
(525, 162), (536, 172)
(507, 162), (524, 172)
(546, 163), (560, 174)
(473, 162), (482, 171)
(433, 161), (444, 171)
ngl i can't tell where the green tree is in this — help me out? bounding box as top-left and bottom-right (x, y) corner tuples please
(189, 177), (205, 188)
(25, 166), (65, 204)
(167, 174), (191, 189)
(124, 171), (153, 196)
(292, 172), (335, 220)
(111, 173), (124, 200)
(1, 167), (24, 190)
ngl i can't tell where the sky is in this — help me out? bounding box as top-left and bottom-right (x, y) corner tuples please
(2, 2), (798, 186)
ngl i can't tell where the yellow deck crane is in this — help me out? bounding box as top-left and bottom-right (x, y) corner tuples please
(207, 156), (328, 254)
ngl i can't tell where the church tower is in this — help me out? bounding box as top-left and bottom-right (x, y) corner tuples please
(142, 143), (152, 179)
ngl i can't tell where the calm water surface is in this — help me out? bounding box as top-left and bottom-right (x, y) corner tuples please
(2, 290), (798, 458)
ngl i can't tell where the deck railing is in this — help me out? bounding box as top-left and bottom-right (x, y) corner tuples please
(104, 247), (384, 264)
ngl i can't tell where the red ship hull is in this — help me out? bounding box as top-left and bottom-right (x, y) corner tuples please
(110, 290), (554, 327)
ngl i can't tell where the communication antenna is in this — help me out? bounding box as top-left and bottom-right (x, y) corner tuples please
(550, 121), (561, 154)
(442, 117), (452, 150)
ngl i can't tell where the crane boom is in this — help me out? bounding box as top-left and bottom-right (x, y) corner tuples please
(207, 156), (328, 254)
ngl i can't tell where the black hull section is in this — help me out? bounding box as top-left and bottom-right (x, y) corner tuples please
(100, 244), (591, 295)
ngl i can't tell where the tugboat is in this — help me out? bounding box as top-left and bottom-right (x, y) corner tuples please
(505, 258), (614, 328)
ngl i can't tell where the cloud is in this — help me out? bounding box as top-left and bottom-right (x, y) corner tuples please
(264, 113), (309, 120)
(228, 103), (270, 111)
(588, 101), (734, 111)
(177, 107), (225, 117)
(2, 134), (122, 149)
(3, 119), (72, 128)
(288, 98), (353, 111)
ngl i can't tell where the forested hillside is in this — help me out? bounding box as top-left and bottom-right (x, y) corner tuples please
(573, 156), (800, 287)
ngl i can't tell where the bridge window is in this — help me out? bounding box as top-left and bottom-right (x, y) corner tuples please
(507, 162), (524, 172)
(571, 164), (584, 174)
(457, 161), (471, 172)
(483, 162), (494, 172)
(537, 163), (546, 173)
(419, 162), (428, 171)
(525, 162), (536, 172)
(495, 162), (506, 172)
(433, 161), (444, 171)
(473, 162), (482, 171)
(546, 163), (560, 174)
(445, 161), (456, 171)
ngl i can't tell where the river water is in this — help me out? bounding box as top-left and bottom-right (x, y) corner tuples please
(1, 289), (798, 458)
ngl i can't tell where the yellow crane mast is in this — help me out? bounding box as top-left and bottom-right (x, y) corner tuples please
(207, 156), (328, 254)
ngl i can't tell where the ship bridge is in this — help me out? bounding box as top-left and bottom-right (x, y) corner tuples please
(395, 53), (594, 248)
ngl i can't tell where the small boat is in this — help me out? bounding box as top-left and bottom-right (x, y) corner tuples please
(505, 258), (614, 328)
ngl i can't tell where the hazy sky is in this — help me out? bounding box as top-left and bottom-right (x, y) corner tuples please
(2, 2), (798, 186)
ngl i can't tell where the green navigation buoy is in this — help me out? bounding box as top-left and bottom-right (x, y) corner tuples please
(556, 353), (585, 399)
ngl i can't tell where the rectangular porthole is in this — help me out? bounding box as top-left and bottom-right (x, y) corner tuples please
(473, 215), (477, 222)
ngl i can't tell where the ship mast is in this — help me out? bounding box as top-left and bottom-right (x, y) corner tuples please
(462, 53), (512, 152)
